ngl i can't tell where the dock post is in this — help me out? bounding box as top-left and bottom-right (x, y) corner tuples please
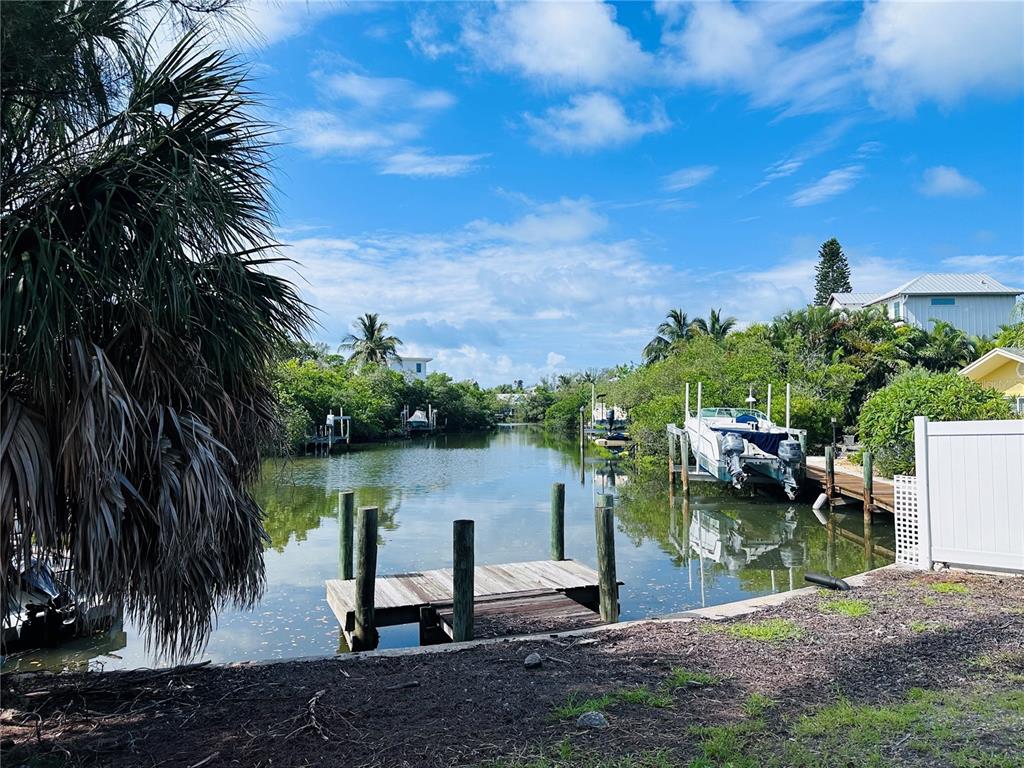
(594, 494), (618, 623)
(551, 483), (565, 560)
(353, 506), (379, 651)
(339, 490), (355, 580)
(862, 450), (874, 524)
(452, 519), (475, 642)
(824, 445), (835, 500)
(668, 427), (677, 486)
(680, 432), (690, 497)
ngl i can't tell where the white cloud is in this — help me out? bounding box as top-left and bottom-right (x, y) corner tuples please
(317, 72), (456, 111)
(941, 254), (1024, 286)
(460, 1), (652, 88)
(525, 93), (670, 151)
(663, 165), (717, 192)
(789, 165), (864, 207)
(658, 2), (858, 115)
(918, 166), (985, 198)
(408, 11), (457, 59)
(273, 204), (919, 384)
(468, 198), (607, 243)
(857, 1), (1024, 112)
(290, 109), (405, 155)
(143, 0), (359, 63)
(380, 150), (487, 177)
(743, 251), (914, 310)
(291, 68), (482, 176)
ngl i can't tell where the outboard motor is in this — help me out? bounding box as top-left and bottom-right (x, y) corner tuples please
(778, 438), (804, 500)
(720, 432), (747, 488)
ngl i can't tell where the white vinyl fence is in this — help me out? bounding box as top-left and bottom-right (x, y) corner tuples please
(911, 416), (1024, 572)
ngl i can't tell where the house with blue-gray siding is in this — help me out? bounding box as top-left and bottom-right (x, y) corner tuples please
(830, 273), (1022, 337)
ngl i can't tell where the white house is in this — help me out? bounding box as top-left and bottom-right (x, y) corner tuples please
(829, 274), (1023, 337)
(827, 292), (879, 311)
(389, 355), (432, 380)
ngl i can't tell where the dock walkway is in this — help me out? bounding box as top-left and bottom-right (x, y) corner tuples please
(326, 559), (604, 646)
(805, 456), (894, 512)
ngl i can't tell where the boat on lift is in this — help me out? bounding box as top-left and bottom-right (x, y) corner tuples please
(684, 383), (807, 500)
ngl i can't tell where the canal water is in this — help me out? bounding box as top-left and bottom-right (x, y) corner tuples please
(4, 427), (893, 672)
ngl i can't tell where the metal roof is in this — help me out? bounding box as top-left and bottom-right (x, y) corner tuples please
(871, 273), (1024, 303)
(829, 292), (879, 305)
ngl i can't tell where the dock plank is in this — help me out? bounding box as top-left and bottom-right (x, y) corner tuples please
(805, 457), (894, 512)
(325, 559), (602, 632)
(433, 589), (604, 639)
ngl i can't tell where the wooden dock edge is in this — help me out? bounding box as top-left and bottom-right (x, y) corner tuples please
(233, 564), (908, 669)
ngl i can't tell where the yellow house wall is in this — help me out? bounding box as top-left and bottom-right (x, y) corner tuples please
(973, 358), (1024, 396)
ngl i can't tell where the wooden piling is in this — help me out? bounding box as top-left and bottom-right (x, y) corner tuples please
(339, 490), (355, 580)
(594, 494), (618, 623)
(452, 519), (475, 642)
(680, 432), (690, 496)
(824, 445), (835, 499)
(353, 506), (379, 651)
(862, 450), (874, 523)
(668, 428), (676, 486)
(550, 483), (565, 561)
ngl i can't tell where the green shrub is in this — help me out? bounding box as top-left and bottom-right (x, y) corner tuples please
(858, 369), (1013, 476)
(543, 387), (589, 435)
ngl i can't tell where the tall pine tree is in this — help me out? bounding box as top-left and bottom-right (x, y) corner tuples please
(813, 237), (852, 305)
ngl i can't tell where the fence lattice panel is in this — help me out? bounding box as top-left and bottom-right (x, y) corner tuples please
(893, 475), (919, 567)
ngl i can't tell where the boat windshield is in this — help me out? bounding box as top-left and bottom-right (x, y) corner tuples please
(698, 407), (769, 421)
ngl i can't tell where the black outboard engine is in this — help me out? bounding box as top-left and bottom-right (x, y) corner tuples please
(720, 432), (747, 488)
(778, 438), (804, 500)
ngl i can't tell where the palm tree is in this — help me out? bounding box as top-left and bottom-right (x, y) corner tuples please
(341, 313), (403, 366)
(921, 321), (978, 371)
(644, 309), (694, 363)
(691, 308), (737, 342)
(1, 2), (311, 654)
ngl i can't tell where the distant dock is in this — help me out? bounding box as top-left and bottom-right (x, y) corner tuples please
(805, 455), (894, 513)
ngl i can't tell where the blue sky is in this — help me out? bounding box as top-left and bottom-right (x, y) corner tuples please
(206, 1), (1022, 384)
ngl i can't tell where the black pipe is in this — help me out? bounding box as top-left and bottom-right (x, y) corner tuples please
(804, 571), (850, 591)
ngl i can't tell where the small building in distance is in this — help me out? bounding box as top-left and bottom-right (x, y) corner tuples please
(959, 347), (1024, 414)
(389, 355), (432, 380)
(827, 292), (879, 311)
(829, 274), (1023, 337)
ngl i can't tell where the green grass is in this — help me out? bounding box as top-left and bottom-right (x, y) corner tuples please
(929, 581), (970, 595)
(665, 667), (721, 690)
(721, 618), (805, 644)
(742, 693), (775, 718)
(616, 687), (673, 708)
(922, 595), (940, 607)
(550, 692), (618, 720)
(551, 685), (673, 719)
(910, 620), (951, 633)
(680, 687), (1024, 768)
(553, 667), (724, 720)
(819, 598), (872, 618)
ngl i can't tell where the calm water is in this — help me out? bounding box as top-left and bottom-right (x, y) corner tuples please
(4, 427), (893, 672)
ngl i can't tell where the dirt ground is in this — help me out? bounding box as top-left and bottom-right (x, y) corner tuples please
(2, 568), (1023, 768)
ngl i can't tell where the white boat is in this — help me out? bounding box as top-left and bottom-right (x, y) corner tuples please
(684, 384), (806, 499)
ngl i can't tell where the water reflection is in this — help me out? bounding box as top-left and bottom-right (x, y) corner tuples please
(5, 427), (894, 671)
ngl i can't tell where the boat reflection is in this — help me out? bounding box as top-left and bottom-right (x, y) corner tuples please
(666, 498), (892, 608)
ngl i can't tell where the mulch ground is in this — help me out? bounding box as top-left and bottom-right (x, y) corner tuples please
(2, 567), (1022, 767)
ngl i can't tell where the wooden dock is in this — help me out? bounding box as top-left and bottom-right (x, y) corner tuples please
(805, 456), (894, 513)
(429, 588), (605, 640)
(326, 559), (605, 647)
